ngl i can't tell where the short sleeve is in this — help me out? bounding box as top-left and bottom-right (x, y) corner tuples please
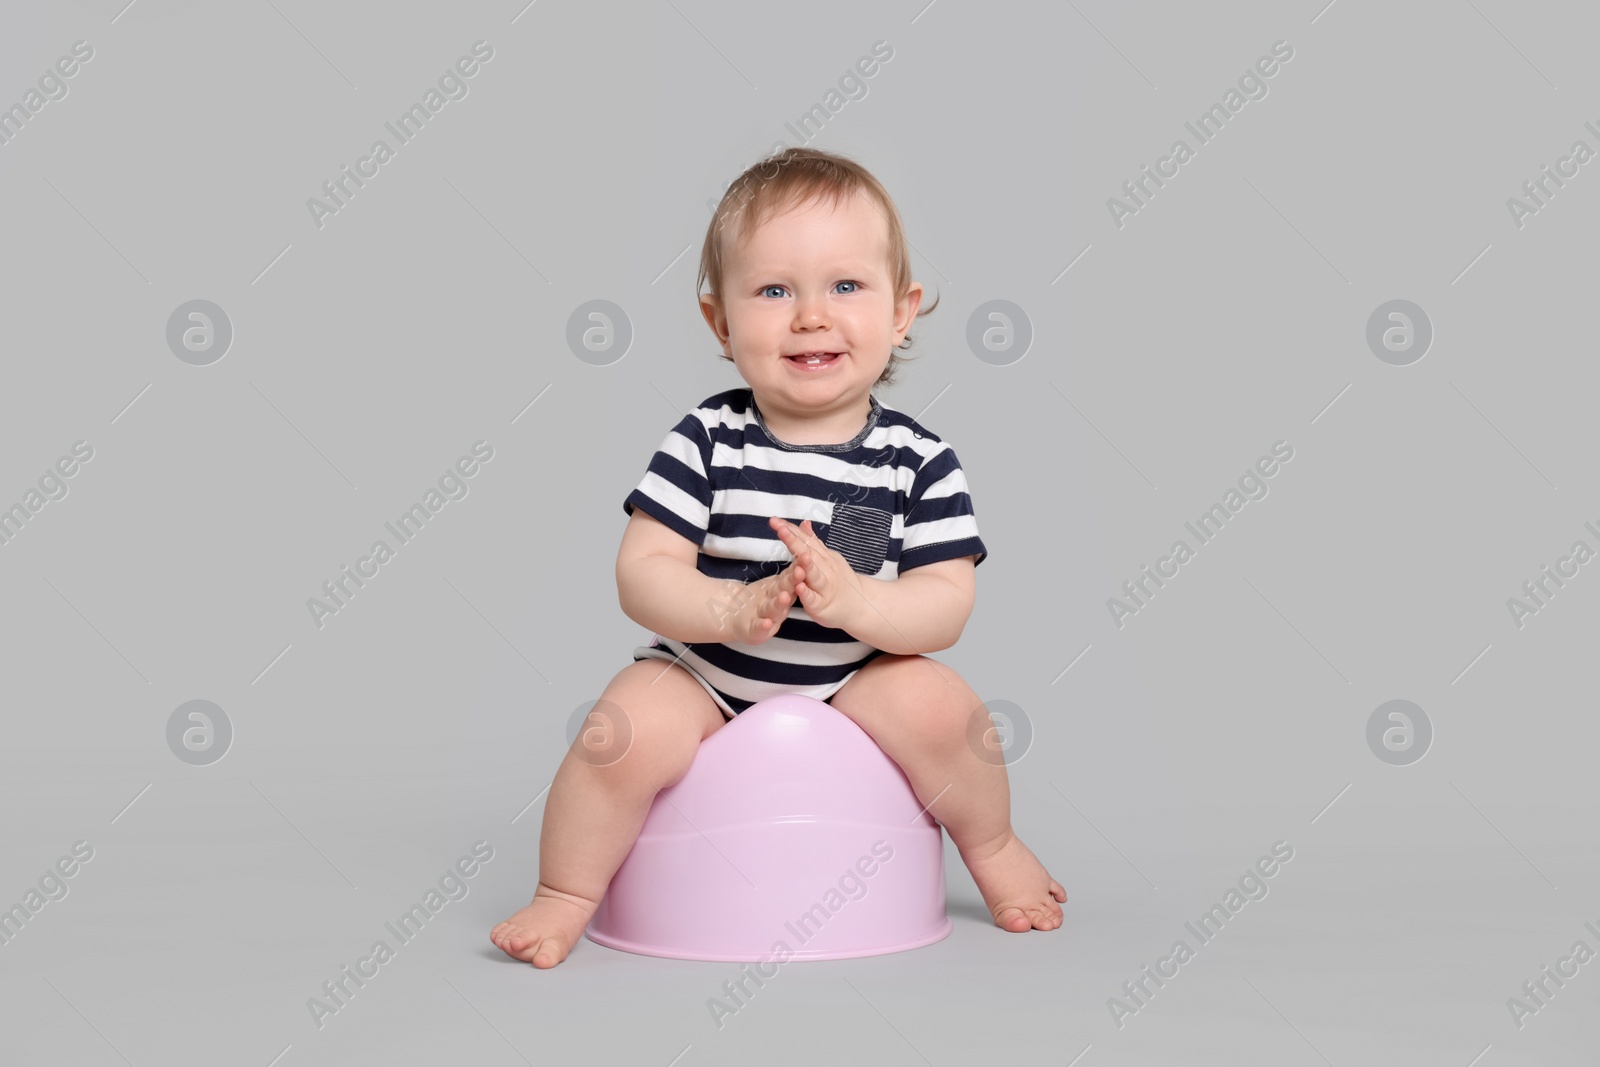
(899, 442), (988, 572)
(622, 413), (714, 547)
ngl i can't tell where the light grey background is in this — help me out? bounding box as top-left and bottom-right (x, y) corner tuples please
(2, 0), (1596, 1064)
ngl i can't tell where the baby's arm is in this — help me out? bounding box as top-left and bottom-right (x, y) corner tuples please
(617, 511), (794, 645)
(772, 516), (977, 654)
(841, 556), (978, 655)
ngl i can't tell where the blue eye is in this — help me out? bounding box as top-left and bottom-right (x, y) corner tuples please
(760, 282), (859, 298)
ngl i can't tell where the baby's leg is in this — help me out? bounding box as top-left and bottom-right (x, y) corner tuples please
(490, 660), (726, 968)
(829, 654), (1066, 932)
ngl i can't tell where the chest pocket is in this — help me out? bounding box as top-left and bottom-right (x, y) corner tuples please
(825, 503), (893, 576)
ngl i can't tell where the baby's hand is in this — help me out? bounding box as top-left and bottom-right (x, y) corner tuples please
(770, 517), (865, 632)
(709, 563), (799, 645)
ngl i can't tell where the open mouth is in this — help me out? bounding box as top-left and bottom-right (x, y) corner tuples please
(785, 351), (843, 367)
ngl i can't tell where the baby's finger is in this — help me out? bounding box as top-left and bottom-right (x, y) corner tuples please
(787, 517), (819, 548)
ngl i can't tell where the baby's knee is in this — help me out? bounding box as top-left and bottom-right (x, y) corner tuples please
(580, 662), (719, 783)
(892, 660), (984, 750)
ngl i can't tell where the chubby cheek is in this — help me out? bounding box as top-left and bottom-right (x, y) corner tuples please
(841, 303), (892, 337)
(730, 309), (784, 352)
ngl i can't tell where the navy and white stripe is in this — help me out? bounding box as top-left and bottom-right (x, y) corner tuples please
(622, 387), (987, 717)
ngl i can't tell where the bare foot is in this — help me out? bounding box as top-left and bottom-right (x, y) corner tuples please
(959, 829), (1067, 932)
(489, 883), (600, 968)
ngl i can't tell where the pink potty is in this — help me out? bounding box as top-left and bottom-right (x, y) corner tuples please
(586, 693), (952, 961)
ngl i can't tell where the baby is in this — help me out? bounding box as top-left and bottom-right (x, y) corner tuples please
(491, 146), (1065, 968)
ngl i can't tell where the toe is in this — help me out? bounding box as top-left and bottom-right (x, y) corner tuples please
(530, 937), (567, 967)
(1050, 881), (1067, 902)
(995, 906), (1031, 932)
(494, 925), (536, 955)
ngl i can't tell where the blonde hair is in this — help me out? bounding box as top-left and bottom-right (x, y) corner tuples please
(697, 146), (936, 386)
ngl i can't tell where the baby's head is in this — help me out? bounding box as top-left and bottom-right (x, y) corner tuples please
(697, 148), (937, 402)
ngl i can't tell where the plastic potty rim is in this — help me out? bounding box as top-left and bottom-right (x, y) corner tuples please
(585, 693), (952, 962)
